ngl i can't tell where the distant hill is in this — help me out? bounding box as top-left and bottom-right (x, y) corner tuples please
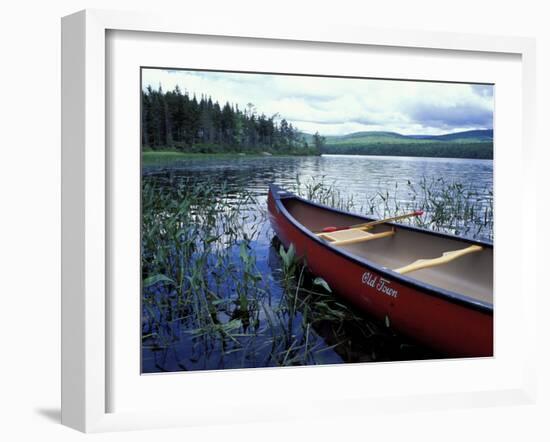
(407, 129), (494, 142)
(311, 129), (493, 159)
(323, 129), (493, 144)
(324, 131), (408, 144)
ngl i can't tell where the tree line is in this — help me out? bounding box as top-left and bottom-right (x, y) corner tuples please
(141, 85), (324, 155)
(321, 142), (493, 159)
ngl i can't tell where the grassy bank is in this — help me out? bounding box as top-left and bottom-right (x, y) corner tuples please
(142, 150), (315, 166)
(143, 151), (246, 165)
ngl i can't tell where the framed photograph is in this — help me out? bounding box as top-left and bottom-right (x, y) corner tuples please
(62, 9), (537, 432)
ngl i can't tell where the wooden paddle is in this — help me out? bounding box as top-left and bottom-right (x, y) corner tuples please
(319, 210), (424, 234)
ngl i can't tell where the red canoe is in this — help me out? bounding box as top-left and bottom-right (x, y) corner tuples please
(268, 184), (493, 357)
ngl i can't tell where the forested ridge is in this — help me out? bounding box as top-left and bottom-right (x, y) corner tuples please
(320, 130), (493, 159)
(141, 86), (324, 155)
(320, 142), (493, 159)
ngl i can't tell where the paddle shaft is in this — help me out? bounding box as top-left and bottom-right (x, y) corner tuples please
(321, 210), (423, 233)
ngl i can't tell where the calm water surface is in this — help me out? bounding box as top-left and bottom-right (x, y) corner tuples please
(141, 155), (493, 373)
(144, 154), (493, 207)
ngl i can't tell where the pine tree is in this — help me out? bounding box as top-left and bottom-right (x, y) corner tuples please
(141, 85), (318, 155)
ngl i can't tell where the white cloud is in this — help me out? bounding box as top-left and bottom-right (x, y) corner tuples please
(142, 69), (493, 136)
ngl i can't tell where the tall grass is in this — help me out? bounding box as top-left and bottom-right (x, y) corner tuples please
(141, 175), (435, 372)
(293, 175), (493, 241)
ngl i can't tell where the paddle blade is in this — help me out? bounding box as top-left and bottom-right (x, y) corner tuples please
(414, 210), (424, 216)
(322, 226), (349, 233)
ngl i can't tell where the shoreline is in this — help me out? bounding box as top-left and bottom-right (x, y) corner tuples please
(142, 151), (318, 164)
(142, 150), (493, 165)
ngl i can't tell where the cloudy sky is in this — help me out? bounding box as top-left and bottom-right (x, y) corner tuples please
(142, 68), (493, 136)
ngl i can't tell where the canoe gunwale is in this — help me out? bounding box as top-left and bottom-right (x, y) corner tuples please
(269, 184), (493, 315)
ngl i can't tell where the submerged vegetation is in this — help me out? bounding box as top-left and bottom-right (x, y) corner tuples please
(141, 174), (492, 372)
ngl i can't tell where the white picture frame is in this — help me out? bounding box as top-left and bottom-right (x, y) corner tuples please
(61, 9), (537, 433)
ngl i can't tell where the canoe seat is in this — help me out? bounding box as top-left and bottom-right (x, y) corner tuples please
(394, 245), (483, 274)
(320, 227), (395, 246)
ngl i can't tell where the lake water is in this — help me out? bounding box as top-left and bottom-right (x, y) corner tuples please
(144, 155), (493, 221)
(141, 155), (493, 373)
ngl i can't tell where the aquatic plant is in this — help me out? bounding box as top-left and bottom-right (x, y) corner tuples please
(293, 175), (493, 241)
(141, 175), (435, 372)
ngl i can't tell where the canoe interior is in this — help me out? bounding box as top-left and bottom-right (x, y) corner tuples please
(281, 197), (493, 305)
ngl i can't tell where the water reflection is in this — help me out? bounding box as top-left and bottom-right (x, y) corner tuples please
(141, 155), (491, 373)
(144, 154), (493, 240)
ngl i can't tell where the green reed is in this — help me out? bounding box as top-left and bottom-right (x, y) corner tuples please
(142, 176), (430, 372)
(293, 175), (493, 241)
